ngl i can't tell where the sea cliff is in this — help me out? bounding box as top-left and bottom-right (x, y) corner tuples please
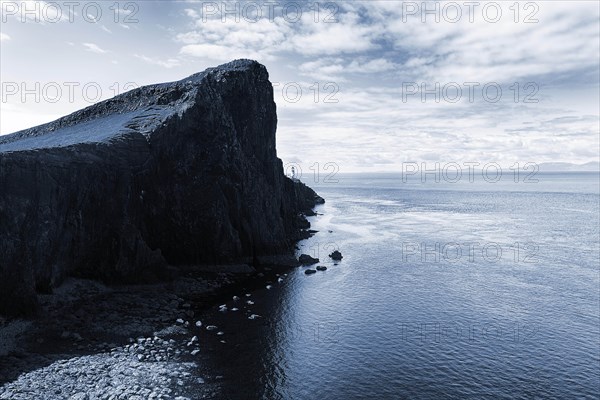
(0, 59), (322, 315)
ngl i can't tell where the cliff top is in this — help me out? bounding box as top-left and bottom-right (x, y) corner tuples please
(0, 59), (267, 153)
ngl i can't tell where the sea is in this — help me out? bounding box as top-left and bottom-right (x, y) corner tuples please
(196, 171), (600, 400)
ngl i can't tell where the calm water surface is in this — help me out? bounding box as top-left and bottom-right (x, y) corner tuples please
(196, 172), (600, 400)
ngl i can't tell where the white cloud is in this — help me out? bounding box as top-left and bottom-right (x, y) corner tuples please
(174, 1), (594, 83)
(101, 25), (112, 34)
(299, 58), (399, 81)
(176, 3), (379, 60)
(134, 54), (180, 69)
(82, 43), (107, 54)
(112, 7), (133, 16)
(177, 17), (290, 61)
(184, 8), (199, 19)
(0, 33), (10, 41)
(175, 31), (202, 44)
(180, 43), (264, 62)
(289, 12), (380, 56)
(275, 1), (600, 169)
(299, 59), (346, 81)
(362, 1), (600, 84)
(346, 59), (398, 73)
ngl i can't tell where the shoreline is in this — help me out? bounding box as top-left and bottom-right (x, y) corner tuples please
(0, 257), (302, 399)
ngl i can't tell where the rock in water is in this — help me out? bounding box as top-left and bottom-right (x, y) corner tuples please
(0, 59), (323, 316)
(298, 254), (319, 265)
(329, 251), (343, 261)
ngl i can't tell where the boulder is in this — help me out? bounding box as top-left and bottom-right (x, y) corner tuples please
(298, 254), (319, 265)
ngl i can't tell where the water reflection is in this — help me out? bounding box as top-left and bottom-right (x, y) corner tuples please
(196, 173), (600, 399)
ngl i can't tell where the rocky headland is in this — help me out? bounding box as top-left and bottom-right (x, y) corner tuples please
(0, 59), (324, 398)
(0, 59), (323, 316)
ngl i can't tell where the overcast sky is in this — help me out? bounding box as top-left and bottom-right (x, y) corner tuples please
(1, 0), (599, 172)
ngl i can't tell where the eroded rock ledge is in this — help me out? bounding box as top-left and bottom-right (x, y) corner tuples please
(0, 59), (323, 315)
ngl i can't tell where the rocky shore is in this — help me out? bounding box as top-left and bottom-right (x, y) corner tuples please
(0, 260), (300, 399)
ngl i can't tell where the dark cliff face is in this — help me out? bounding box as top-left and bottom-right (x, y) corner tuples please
(0, 59), (323, 315)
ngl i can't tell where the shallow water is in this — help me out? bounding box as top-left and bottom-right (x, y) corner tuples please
(195, 172), (600, 399)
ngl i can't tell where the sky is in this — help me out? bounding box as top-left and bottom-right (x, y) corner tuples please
(0, 0), (599, 172)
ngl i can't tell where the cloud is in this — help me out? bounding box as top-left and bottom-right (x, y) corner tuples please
(274, 1), (600, 169)
(346, 58), (398, 74)
(112, 7), (134, 16)
(362, 1), (600, 84)
(175, 3), (379, 61)
(299, 57), (399, 81)
(174, 31), (202, 44)
(288, 11), (380, 56)
(134, 54), (180, 69)
(298, 59), (346, 81)
(183, 8), (199, 19)
(174, 1), (597, 84)
(505, 115), (600, 138)
(101, 25), (112, 34)
(275, 76), (600, 171)
(177, 17), (290, 61)
(180, 43), (262, 62)
(0, 33), (10, 41)
(82, 43), (107, 54)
